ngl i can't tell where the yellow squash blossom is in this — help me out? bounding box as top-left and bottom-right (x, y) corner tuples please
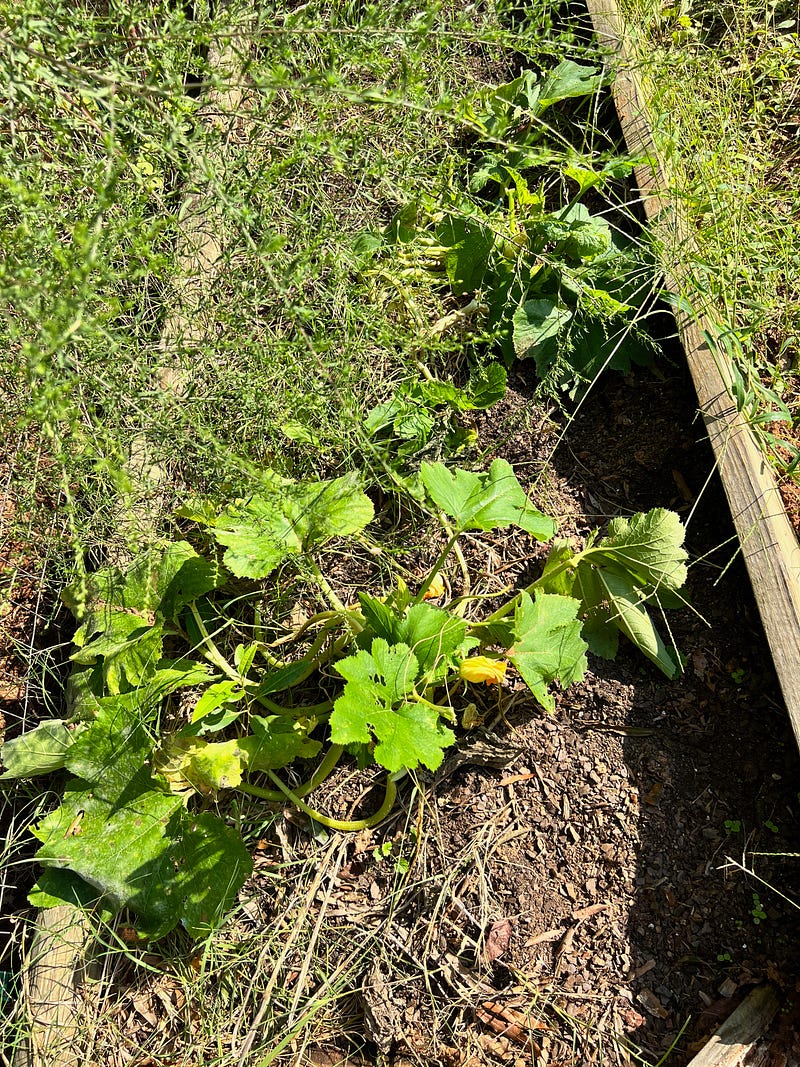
(459, 656), (508, 686)
(423, 577), (446, 600)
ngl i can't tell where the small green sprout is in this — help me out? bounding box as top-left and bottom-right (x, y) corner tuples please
(751, 893), (767, 925)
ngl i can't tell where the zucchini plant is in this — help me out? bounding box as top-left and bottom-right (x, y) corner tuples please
(1, 460), (688, 940)
(359, 60), (656, 406)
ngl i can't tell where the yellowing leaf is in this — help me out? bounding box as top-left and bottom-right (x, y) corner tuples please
(461, 703), (484, 729)
(154, 736), (248, 796)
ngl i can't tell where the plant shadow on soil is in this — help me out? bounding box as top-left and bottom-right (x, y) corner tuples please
(455, 347), (800, 1063)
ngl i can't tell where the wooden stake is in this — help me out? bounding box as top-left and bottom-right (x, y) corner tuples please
(13, 906), (95, 1067)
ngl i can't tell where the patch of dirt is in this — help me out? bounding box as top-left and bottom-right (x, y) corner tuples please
(0, 463), (38, 707)
(0, 453), (69, 1029)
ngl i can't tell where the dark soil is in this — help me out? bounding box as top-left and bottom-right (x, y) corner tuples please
(467, 364), (800, 1062)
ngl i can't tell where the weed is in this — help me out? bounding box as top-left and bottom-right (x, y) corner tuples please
(617, 0), (800, 470)
(359, 63), (658, 405)
(751, 891), (768, 924)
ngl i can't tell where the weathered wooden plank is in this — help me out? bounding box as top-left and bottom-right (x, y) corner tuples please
(584, 0), (800, 748)
(13, 906), (95, 1067)
(686, 984), (780, 1067)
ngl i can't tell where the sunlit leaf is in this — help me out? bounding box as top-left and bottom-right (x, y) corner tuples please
(512, 299), (572, 372)
(331, 639), (453, 771)
(508, 592), (587, 712)
(437, 214), (494, 295)
(0, 720), (89, 780)
(466, 363), (507, 409)
(421, 458), (555, 539)
(240, 715), (322, 771)
(191, 681), (246, 724)
(590, 508), (688, 598)
(213, 473), (374, 579)
(537, 61), (602, 112)
(32, 774), (184, 939)
(397, 603), (476, 682)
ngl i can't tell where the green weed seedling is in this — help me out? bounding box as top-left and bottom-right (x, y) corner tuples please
(372, 835), (415, 876)
(363, 361), (506, 465)
(751, 892), (768, 925)
(1, 461), (688, 940)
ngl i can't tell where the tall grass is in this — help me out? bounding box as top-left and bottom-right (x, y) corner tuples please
(616, 0), (800, 442)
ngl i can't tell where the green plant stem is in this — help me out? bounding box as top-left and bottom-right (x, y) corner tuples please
(305, 557), (352, 619)
(450, 532), (470, 615)
(306, 559), (346, 614)
(302, 743), (345, 792)
(477, 551), (581, 629)
(267, 610), (340, 648)
(253, 695), (333, 719)
(412, 691), (456, 723)
(189, 602), (240, 681)
(253, 601), (265, 645)
(237, 781), (285, 803)
(259, 619), (343, 680)
(412, 529), (461, 604)
(238, 743), (345, 804)
(263, 768), (398, 832)
(188, 603), (333, 718)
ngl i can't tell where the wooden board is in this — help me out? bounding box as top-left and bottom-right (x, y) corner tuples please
(584, 0), (800, 749)
(686, 984), (780, 1066)
(13, 906), (95, 1067)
